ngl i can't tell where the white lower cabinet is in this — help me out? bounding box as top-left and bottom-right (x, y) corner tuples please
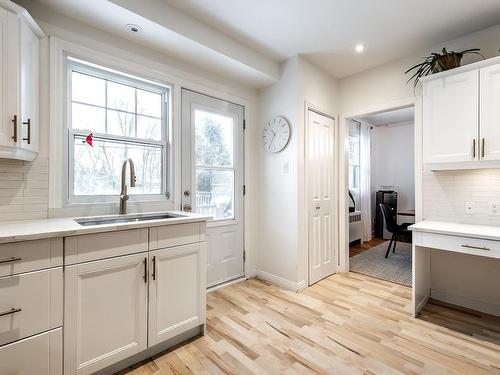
(64, 253), (148, 375)
(0, 328), (62, 375)
(148, 242), (206, 345)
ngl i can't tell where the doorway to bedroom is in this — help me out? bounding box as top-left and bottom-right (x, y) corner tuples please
(347, 106), (415, 286)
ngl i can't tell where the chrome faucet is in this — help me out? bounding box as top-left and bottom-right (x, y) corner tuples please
(119, 158), (136, 214)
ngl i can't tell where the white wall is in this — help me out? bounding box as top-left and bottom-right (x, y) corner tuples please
(257, 57), (300, 286)
(371, 121), (415, 219)
(256, 56), (339, 288)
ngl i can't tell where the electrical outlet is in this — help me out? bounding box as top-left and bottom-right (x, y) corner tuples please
(464, 201), (474, 214)
(489, 202), (499, 215)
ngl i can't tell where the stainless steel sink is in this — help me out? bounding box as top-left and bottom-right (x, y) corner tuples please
(74, 213), (185, 226)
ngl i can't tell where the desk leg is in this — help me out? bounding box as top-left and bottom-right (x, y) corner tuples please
(413, 244), (430, 317)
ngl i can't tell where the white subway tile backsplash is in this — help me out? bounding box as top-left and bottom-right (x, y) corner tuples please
(0, 158), (49, 222)
(423, 168), (500, 225)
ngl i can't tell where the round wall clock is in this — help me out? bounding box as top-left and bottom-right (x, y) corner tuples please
(263, 116), (291, 153)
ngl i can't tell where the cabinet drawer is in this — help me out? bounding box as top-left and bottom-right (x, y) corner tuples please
(0, 268), (62, 346)
(0, 327), (62, 375)
(415, 232), (500, 259)
(149, 223), (205, 250)
(0, 238), (62, 277)
(65, 228), (148, 265)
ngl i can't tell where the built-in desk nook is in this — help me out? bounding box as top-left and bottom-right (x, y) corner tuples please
(410, 221), (500, 318)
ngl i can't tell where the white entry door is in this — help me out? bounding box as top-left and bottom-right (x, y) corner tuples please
(181, 89), (244, 287)
(308, 109), (335, 285)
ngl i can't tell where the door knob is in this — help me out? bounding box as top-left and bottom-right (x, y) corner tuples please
(183, 190), (191, 197)
(315, 205), (320, 210)
(183, 204), (192, 212)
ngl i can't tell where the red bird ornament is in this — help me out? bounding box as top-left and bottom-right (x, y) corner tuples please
(83, 133), (94, 147)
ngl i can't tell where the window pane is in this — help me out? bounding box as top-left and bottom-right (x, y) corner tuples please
(137, 89), (162, 118)
(196, 169), (233, 220)
(137, 115), (161, 141)
(72, 72), (105, 106)
(73, 136), (162, 196)
(107, 81), (135, 112)
(195, 109), (233, 167)
(71, 103), (105, 133)
(107, 109), (136, 138)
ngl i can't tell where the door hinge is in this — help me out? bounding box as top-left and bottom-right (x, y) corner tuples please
(243, 185), (246, 195)
(243, 119), (246, 130)
(243, 250), (246, 262)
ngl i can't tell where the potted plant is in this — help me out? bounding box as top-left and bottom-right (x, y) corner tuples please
(405, 48), (484, 87)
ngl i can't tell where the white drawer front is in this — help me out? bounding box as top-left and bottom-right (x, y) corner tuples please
(0, 238), (63, 277)
(0, 328), (62, 375)
(415, 232), (500, 259)
(65, 228), (148, 265)
(149, 223), (204, 250)
(0, 268), (62, 346)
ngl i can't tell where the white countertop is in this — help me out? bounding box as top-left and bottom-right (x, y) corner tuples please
(409, 220), (500, 241)
(0, 211), (211, 244)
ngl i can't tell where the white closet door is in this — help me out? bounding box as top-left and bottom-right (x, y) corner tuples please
(308, 109), (335, 285)
(480, 64), (500, 160)
(423, 70), (479, 164)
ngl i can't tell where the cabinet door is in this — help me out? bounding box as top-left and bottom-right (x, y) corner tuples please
(19, 17), (39, 153)
(64, 253), (148, 375)
(0, 8), (19, 148)
(148, 242), (206, 346)
(480, 64), (500, 161)
(423, 70), (479, 164)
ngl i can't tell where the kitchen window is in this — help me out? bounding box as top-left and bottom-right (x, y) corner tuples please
(67, 57), (170, 202)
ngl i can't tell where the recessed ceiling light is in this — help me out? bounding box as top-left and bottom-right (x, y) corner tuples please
(126, 24), (142, 33)
(355, 44), (365, 53)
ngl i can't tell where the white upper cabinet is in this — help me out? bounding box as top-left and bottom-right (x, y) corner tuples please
(479, 63), (500, 161)
(423, 70), (479, 164)
(422, 56), (500, 169)
(0, 1), (43, 161)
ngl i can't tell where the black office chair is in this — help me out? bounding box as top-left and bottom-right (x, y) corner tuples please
(380, 204), (412, 258)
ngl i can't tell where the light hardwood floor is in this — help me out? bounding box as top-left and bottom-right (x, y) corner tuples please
(117, 272), (500, 375)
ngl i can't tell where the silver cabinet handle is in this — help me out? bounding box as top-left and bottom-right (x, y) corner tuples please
(472, 139), (476, 159)
(152, 256), (156, 281)
(0, 307), (22, 317)
(0, 256), (21, 264)
(461, 244), (490, 251)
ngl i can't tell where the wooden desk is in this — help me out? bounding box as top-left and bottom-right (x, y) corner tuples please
(410, 221), (500, 318)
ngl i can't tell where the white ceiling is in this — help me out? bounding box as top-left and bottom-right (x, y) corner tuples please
(360, 107), (414, 126)
(163, 0), (500, 78)
(23, 0), (500, 86)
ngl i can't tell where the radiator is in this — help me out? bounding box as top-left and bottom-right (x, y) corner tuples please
(349, 211), (363, 243)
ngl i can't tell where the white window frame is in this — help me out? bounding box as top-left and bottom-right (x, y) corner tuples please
(66, 57), (172, 204)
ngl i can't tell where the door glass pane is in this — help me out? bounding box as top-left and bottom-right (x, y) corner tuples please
(195, 109), (234, 167)
(73, 136), (162, 196)
(195, 168), (234, 220)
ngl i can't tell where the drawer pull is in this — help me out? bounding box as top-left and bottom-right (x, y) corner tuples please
(0, 307), (22, 317)
(461, 244), (490, 251)
(0, 256), (21, 264)
(152, 256), (156, 281)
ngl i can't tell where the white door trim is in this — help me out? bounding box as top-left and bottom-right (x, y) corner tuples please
(304, 103), (337, 286)
(338, 97), (420, 273)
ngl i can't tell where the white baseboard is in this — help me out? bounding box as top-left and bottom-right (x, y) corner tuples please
(255, 270), (306, 292)
(431, 289), (500, 316)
